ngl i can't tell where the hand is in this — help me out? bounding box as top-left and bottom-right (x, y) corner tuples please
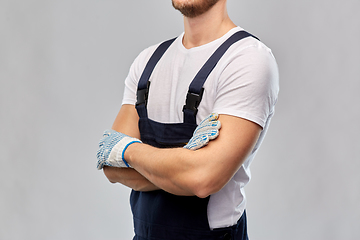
(184, 113), (221, 150)
(96, 129), (142, 170)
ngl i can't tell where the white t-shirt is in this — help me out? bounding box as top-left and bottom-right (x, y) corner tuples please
(122, 27), (279, 229)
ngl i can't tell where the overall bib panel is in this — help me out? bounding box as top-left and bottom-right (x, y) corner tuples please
(131, 31), (256, 240)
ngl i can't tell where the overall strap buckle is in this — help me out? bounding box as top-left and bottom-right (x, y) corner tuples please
(183, 88), (204, 116)
(136, 81), (151, 107)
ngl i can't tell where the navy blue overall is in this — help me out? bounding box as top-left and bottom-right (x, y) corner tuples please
(132, 31), (258, 240)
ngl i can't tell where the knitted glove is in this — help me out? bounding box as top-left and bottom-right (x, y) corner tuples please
(184, 113), (221, 150)
(96, 129), (141, 170)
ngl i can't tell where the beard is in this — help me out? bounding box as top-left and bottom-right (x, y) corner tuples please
(172, 0), (220, 18)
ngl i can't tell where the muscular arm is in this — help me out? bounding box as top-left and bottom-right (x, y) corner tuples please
(125, 114), (262, 198)
(102, 104), (160, 192)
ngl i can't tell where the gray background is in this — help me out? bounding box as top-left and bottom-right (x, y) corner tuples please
(1, 0), (359, 239)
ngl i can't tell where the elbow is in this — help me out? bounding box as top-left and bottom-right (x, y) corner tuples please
(194, 189), (212, 199)
(103, 168), (116, 184)
(190, 175), (226, 199)
(105, 177), (116, 184)
(131, 184), (145, 192)
(131, 181), (154, 192)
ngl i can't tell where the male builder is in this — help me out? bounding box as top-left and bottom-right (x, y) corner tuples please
(96, 0), (279, 239)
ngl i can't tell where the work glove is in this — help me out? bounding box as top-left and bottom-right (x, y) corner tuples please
(184, 113), (221, 150)
(96, 129), (142, 170)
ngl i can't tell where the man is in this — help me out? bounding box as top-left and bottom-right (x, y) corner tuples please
(97, 0), (279, 239)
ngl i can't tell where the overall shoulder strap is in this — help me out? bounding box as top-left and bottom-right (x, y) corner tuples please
(136, 38), (176, 118)
(183, 31), (259, 124)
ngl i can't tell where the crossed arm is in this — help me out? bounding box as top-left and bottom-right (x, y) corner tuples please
(103, 104), (261, 198)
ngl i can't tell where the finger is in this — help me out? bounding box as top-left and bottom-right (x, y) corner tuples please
(103, 129), (113, 136)
(184, 140), (208, 150)
(205, 128), (220, 140)
(194, 119), (221, 134)
(184, 133), (210, 150)
(198, 113), (219, 126)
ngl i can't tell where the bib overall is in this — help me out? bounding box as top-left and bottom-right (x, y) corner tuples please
(132, 31), (257, 240)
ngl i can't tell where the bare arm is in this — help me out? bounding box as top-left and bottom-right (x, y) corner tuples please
(102, 104), (160, 192)
(125, 114), (261, 198)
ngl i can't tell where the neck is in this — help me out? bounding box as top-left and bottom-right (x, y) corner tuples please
(182, 1), (236, 49)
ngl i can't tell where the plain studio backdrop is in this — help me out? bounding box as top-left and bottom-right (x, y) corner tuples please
(1, 0), (359, 239)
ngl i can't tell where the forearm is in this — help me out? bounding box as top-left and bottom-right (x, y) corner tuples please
(101, 104), (155, 191)
(125, 143), (222, 197)
(103, 166), (160, 192)
(99, 112), (260, 197)
(124, 115), (261, 198)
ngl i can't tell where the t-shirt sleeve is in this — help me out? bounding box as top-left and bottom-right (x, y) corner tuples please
(213, 44), (279, 128)
(121, 45), (158, 106)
